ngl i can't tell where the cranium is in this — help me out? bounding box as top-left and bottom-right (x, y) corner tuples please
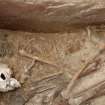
(0, 63), (21, 92)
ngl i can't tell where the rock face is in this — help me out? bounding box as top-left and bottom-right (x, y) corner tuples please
(0, 0), (105, 32)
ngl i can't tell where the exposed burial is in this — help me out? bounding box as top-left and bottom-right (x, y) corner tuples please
(0, 0), (105, 105)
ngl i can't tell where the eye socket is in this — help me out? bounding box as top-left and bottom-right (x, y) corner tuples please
(0, 73), (6, 80)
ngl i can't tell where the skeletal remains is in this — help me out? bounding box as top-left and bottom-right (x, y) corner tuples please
(19, 46), (105, 105)
(0, 63), (21, 92)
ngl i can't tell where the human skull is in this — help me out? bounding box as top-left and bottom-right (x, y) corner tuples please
(0, 63), (21, 92)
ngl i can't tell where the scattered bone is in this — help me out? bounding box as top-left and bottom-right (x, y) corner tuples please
(24, 71), (66, 105)
(25, 89), (57, 105)
(33, 71), (63, 84)
(24, 59), (35, 73)
(42, 90), (56, 105)
(35, 86), (56, 94)
(67, 62), (105, 105)
(19, 49), (58, 67)
(69, 80), (105, 105)
(25, 94), (43, 105)
(20, 59), (35, 83)
(61, 47), (105, 99)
